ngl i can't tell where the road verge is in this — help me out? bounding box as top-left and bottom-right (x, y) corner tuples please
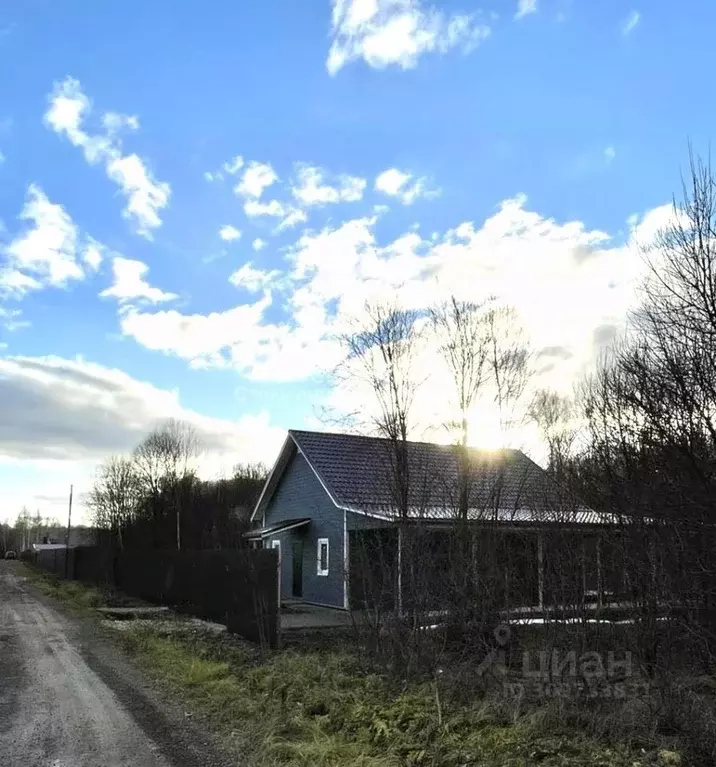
(19, 563), (693, 767)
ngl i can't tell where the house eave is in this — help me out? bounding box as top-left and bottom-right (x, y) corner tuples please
(250, 430), (348, 524)
(244, 517), (312, 539)
(249, 433), (294, 523)
(340, 505), (613, 525)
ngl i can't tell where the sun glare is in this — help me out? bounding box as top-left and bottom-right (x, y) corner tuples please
(466, 408), (506, 450)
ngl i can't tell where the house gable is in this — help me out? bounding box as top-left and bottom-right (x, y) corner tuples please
(262, 449), (345, 608)
(264, 450), (336, 525)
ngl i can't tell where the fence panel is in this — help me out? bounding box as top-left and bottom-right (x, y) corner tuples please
(31, 545), (278, 648)
(74, 546), (114, 584)
(34, 548), (70, 577)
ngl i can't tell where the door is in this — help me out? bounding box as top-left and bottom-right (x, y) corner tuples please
(271, 540), (281, 604)
(292, 538), (303, 598)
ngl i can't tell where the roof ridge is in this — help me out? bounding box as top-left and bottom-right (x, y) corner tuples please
(288, 428), (524, 456)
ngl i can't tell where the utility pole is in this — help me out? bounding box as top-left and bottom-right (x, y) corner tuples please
(64, 484), (73, 578)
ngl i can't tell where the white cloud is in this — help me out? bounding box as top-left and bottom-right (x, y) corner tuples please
(0, 306), (28, 333)
(113, 190), (673, 414)
(1, 185), (93, 297)
(621, 10), (640, 35)
(229, 263), (281, 292)
(115, 272), (341, 380)
(244, 199), (286, 218)
(0, 269), (40, 298)
(375, 167), (410, 196)
(340, 176), (367, 202)
(0, 150), (5, 166)
(204, 155), (244, 184)
(223, 155), (245, 175)
(106, 154), (170, 236)
(238, 162), (366, 231)
(515, 0), (537, 20)
(100, 257), (178, 305)
(327, 0), (491, 75)
(374, 167), (436, 204)
(44, 77), (170, 239)
(235, 161), (278, 199)
(291, 164), (366, 206)
(276, 208), (309, 232)
(219, 225), (242, 242)
(118, 295), (274, 370)
(242, 198), (306, 232)
(627, 203), (676, 251)
(0, 355), (285, 521)
(309, 199), (669, 447)
(44, 77), (95, 149)
(102, 112), (139, 134)
(82, 238), (104, 271)
(604, 146), (616, 163)
(252, 238), (267, 251)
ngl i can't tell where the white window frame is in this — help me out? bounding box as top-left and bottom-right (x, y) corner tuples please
(271, 539), (282, 602)
(317, 538), (329, 576)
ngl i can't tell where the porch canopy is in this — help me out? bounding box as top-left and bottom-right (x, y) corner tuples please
(244, 518), (311, 540)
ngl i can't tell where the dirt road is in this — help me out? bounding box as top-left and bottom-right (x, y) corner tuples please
(0, 561), (232, 767)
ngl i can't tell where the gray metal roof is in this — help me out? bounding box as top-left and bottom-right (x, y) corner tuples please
(288, 430), (601, 524)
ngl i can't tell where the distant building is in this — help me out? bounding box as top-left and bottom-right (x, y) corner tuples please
(43, 526), (97, 547)
(31, 543), (68, 552)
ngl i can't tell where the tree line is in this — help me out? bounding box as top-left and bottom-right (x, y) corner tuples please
(0, 509), (63, 555)
(87, 418), (266, 551)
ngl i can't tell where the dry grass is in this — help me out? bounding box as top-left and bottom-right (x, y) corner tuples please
(121, 626), (682, 766)
(24, 564), (703, 766)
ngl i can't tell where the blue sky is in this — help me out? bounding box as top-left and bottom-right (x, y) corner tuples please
(0, 0), (710, 522)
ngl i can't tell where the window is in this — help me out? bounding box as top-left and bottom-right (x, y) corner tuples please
(317, 538), (329, 576)
(271, 539), (281, 560)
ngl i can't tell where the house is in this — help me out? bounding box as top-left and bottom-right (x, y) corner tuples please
(248, 430), (618, 611)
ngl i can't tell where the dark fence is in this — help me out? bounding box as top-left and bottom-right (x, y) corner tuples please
(74, 545), (114, 584)
(114, 549), (278, 646)
(33, 546), (279, 648)
(35, 547), (73, 578)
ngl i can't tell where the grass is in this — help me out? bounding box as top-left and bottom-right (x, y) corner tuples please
(122, 627), (661, 767)
(22, 563), (690, 767)
(19, 563), (107, 614)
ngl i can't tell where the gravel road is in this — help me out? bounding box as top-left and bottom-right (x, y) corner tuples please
(0, 561), (233, 767)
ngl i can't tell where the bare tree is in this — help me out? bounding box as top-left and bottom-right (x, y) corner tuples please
(430, 297), (531, 517)
(15, 507), (31, 552)
(430, 297), (492, 519)
(430, 297), (493, 446)
(133, 419), (203, 549)
(573, 152), (716, 675)
(87, 456), (142, 551)
(484, 305), (531, 434)
(529, 388), (576, 478)
(133, 419), (201, 488)
(338, 300), (424, 519)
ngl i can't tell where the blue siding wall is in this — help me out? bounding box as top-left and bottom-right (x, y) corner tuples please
(264, 449), (346, 608)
